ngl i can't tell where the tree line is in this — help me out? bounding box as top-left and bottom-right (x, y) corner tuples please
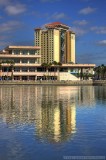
(0, 60), (15, 80)
(94, 64), (106, 80)
(41, 61), (62, 80)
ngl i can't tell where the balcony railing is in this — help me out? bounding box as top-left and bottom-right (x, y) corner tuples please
(0, 54), (41, 58)
(1, 63), (41, 66)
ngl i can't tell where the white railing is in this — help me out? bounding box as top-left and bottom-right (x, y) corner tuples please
(0, 54), (41, 58)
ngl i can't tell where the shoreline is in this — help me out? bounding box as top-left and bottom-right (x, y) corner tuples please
(0, 80), (106, 86)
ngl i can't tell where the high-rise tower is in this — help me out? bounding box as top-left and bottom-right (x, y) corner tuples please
(34, 22), (75, 64)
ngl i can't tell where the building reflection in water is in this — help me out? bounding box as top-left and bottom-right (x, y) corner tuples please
(35, 86), (77, 143)
(0, 86), (95, 143)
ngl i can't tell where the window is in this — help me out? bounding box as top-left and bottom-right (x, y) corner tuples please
(14, 67), (20, 72)
(22, 59), (28, 63)
(29, 50), (35, 55)
(13, 50), (20, 55)
(14, 59), (20, 63)
(29, 59), (35, 63)
(29, 67), (35, 72)
(22, 67), (28, 72)
(21, 50), (28, 55)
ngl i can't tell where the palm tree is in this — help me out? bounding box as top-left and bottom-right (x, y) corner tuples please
(101, 64), (106, 79)
(48, 62), (52, 80)
(41, 63), (51, 80)
(6, 59), (11, 80)
(52, 61), (62, 80)
(9, 60), (15, 80)
(57, 62), (62, 81)
(1, 60), (5, 80)
(94, 66), (101, 80)
(52, 61), (58, 80)
(0, 60), (15, 80)
(0, 60), (2, 80)
(94, 64), (106, 80)
(103, 66), (106, 79)
(41, 63), (47, 79)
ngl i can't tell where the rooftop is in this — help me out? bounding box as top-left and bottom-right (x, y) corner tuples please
(34, 28), (41, 31)
(5, 46), (41, 50)
(45, 22), (70, 29)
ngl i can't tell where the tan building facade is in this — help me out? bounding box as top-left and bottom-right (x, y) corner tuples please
(34, 22), (75, 64)
(0, 46), (41, 80)
(0, 45), (95, 81)
(0, 22), (96, 81)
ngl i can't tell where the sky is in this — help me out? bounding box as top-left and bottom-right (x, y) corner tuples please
(0, 0), (106, 65)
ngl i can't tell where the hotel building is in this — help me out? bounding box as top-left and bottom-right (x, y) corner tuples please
(0, 22), (96, 81)
(34, 22), (75, 64)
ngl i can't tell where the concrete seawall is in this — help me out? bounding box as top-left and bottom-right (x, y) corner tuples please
(0, 80), (106, 86)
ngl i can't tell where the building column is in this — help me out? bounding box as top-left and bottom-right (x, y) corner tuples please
(68, 67), (70, 73)
(57, 67), (60, 81)
(20, 76), (22, 80)
(35, 67), (37, 73)
(27, 76), (29, 81)
(35, 76), (36, 81)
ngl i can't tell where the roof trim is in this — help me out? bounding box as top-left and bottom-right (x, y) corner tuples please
(5, 46), (41, 50)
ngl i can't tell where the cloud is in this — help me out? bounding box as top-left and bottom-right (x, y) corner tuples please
(96, 40), (106, 46)
(71, 27), (87, 36)
(90, 26), (106, 34)
(5, 4), (26, 15)
(73, 20), (88, 25)
(0, 0), (10, 6)
(0, 21), (22, 33)
(79, 7), (96, 14)
(77, 51), (106, 65)
(50, 12), (69, 20)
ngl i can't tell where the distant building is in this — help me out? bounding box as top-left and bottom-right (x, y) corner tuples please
(34, 22), (75, 64)
(0, 22), (96, 81)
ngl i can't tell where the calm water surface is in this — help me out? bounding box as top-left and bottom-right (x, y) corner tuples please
(0, 85), (106, 160)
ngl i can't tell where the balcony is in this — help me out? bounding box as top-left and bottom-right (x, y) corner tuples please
(0, 54), (41, 58)
(1, 63), (41, 67)
(0, 71), (57, 76)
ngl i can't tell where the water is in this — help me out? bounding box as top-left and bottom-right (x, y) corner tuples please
(0, 85), (106, 160)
